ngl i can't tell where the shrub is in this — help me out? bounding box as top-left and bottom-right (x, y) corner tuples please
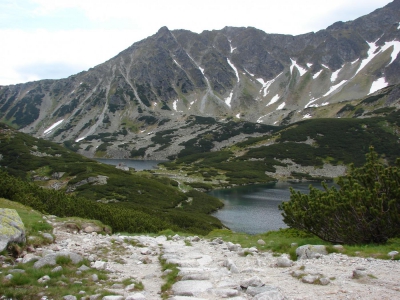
(279, 148), (400, 244)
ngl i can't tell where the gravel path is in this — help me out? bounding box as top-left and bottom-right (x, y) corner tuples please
(40, 220), (400, 299)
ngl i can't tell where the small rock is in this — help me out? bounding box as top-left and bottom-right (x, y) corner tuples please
(125, 293), (146, 300)
(51, 266), (63, 273)
(92, 261), (108, 270)
(102, 296), (124, 300)
(276, 257), (293, 268)
(240, 276), (263, 288)
(192, 236), (200, 242)
(111, 283), (124, 289)
(38, 275), (51, 283)
(41, 233), (54, 243)
(257, 239), (266, 245)
(92, 274), (99, 282)
(301, 274), (318, 284)
(352, 269), (367, 279)
(296, 245), (327, 260)
(319, 277), (330, 285)
(5, 274), (13, 280)
(63, 296), (77, 300)
(78, 265), (90, 272)
(125, 283), (136, 291)
(212, 288), (239, 298)
(388, 251), (399, 259)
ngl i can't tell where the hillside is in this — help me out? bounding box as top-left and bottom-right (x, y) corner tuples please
(0, 0), (399, 160)
(0, 124), (223, 235)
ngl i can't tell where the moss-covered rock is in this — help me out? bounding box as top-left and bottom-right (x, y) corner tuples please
(0, 208), (26, 252)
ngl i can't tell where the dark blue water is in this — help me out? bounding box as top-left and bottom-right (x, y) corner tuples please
(210, 182), (332, 234)
(96, 159), (167, 171)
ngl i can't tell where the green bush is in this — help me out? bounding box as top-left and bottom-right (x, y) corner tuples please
(280, 148), (400, 244)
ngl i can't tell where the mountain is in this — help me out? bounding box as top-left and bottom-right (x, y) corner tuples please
(0, 0), (399, 160)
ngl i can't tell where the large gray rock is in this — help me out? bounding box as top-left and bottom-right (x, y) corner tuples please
(172, 280), (213, 297)
(295, 245), (327, 260)
(0, 209), (26, 252)
(33, 251), (83, 269)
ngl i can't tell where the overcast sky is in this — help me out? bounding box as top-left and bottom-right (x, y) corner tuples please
(0, 0), (392, 85)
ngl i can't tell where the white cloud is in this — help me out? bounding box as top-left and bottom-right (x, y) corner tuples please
(0, 0), (392, 85)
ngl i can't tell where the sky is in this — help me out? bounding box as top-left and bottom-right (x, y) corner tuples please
(0, 0), (393, 85)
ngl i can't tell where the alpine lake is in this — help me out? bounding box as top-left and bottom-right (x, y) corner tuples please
(97, 159), (331, 234)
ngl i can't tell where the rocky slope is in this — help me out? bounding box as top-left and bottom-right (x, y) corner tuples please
(0, 1), (399, 157)
(6, 216), (400, 300)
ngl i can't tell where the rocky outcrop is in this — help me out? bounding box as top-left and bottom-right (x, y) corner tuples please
(0, 209), (26, 252)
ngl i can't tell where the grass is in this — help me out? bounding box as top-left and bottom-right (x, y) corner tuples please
(205, 228), (400, 261)
(0, 199), (145, 299)
(159, 255), (180, 299)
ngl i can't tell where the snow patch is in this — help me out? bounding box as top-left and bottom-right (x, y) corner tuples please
(199, 66), (205, 75)
(266, 94), (280, 106)
(244, 69), (254, 76)
(305, 98), (318, 108)
(277, 102), (286, 110)
(321, 102), (329, 106)
(312, 70), (323, 79)
(225, 92), (233, 107)
(381, 40), (400, 65)
(322, 80), (347, 97)
(229, 41), (237, 53)
(290, 59), (307, 76)
(236, 113), (241, 119)
(353, 41), (379, 77)
(322, 64), (329, 69)
(173, 59), (181, 68)
(331, 66), (342, 82)
(75, 137), (85, 142)
(257, 72), (282, 97)
(173, 99), (178, 111)
(44, 119), (64, 135)
(398, 22), (400, 30)
(351, 59), (359, 64)
(307, 63), (313, 68)
(369, 77), (388, 94)
(227, 58), (240, 82)
(303, 114), (312, 119)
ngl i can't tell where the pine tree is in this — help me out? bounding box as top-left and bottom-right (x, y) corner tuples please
(279, 147), (400, 244)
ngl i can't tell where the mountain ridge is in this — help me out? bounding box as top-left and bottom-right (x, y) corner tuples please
(0, 0), (399, 159)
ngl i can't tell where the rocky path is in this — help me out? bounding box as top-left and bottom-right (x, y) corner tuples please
(38, 219), (400, 300)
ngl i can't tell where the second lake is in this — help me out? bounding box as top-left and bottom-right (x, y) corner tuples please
(210, 181), (331, 234)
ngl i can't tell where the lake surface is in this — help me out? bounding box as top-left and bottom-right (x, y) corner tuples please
(96, 159), (167, 171)
(210, 181), (332, 234)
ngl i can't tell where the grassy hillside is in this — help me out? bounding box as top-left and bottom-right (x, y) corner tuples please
(0, 123), (223, 235)
(162, 109), (400, 186)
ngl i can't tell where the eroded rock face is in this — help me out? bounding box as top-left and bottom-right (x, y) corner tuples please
(0, 209), (26, 252)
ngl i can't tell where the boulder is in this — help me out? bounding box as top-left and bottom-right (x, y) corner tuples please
(295, 245), (327, 260)
(33, 251), (83, 269)
(0, 209), (26, 252)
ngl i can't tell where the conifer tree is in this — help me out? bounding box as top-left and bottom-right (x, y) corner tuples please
(279, 147), (400, 244)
